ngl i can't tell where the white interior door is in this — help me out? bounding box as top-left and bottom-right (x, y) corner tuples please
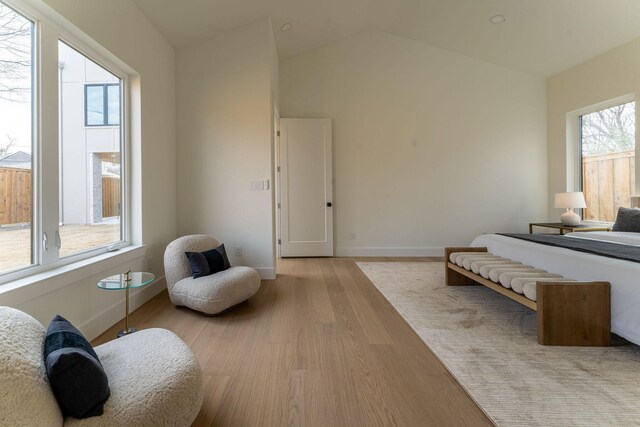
(279, 118), (333, 257)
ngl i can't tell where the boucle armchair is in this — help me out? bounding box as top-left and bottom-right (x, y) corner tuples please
(0, 306), (203, 426)
(164, 234), (261, 315)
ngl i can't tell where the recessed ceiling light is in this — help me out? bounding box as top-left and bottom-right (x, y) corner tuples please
(489, 14), (506, 24)
(280, 23), (292, 32)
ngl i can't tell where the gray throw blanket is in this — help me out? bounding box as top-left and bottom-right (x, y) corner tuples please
(498, 233), (640, 263)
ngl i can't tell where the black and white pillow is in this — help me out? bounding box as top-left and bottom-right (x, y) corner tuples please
(44, 315), (110, 419)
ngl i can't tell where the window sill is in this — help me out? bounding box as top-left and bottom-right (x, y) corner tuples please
(580, 220), (614, 226)
(0, 245), (147, 306)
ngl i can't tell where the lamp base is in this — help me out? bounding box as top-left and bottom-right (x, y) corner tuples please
(560, 209), (581, 226)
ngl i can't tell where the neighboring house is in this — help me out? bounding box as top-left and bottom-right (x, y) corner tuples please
(0, 151), (31, 170)
(59, 42), (121, 225)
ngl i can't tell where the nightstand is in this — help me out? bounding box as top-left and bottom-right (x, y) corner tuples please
(528, 222), (612, 235)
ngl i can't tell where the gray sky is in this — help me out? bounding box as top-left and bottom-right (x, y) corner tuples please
(0, 95), (31, 154)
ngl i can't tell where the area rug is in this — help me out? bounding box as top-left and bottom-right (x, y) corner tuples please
(357, 262), (640, 427)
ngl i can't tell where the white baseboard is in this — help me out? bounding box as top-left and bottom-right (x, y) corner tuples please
(79, 275), (167, 341)
(255, 267), (276, 280)
(336, 246), (444, 257)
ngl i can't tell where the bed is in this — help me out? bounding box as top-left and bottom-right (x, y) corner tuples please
(470, 230), (640, 346)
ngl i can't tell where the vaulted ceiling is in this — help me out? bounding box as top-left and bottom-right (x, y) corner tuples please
(132, 0), (640, 76)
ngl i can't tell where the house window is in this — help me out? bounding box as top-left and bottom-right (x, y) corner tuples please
(85, 83), (120, 126)
(579, 101), (636, 222)
(0, 0), (130, 282)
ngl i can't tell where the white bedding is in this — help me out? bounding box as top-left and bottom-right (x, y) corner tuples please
(565, 231), (640, 246)
(471, 233), (640, 346)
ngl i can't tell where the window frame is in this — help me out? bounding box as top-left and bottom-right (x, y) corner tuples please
(59, 39), (128, 259)
(568, 94), (636, 223)
(84, 82), (120, 127)
(0, 0), (132, 285)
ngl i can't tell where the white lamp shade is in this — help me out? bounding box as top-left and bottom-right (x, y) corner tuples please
(554, 192), (586, 209)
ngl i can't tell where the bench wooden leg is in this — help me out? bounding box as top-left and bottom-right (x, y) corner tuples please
(537, 281), (611, 346)
(444, 247), (487, 286)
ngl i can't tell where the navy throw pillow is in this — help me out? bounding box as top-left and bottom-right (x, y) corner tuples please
(44, 315), (110, 419)
(612, 207), (640, 232)
(185, 244), (231, 278)
(202, 244), (231, 273)
(185, 251), (210, 278)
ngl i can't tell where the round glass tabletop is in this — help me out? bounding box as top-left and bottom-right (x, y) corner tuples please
(97, 272), (155, 290)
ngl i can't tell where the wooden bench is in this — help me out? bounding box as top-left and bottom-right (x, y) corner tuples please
(445, 246), (611, 346)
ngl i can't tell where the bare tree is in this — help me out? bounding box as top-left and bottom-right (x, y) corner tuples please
(0, 3), (31, 102)
(0, 134), (15, 157)
(581, 102), (635, 156)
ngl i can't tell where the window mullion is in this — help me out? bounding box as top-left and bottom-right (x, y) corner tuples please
(102, 84), (108, 125)
(38, 21), (60, 265)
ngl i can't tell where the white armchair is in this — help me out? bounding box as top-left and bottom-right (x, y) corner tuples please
(0, 306), (203, 426)
(164, 235), (261, 315)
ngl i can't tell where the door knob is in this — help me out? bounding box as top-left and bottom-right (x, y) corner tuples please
(326, 202), (332, 207)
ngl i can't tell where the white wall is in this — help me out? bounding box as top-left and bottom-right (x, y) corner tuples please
(176, 19), (277, 279)
(547, 37), (640, 220)
(280, 32), (548, 255)
(0, 0), (176, 340)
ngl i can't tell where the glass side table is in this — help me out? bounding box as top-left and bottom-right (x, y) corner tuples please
(97, 271), (155, 338)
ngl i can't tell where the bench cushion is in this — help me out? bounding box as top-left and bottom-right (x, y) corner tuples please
(449, 252), (491, 264)
(477, 261), (523, 277)
(454, 253), (496, 267)
(522, 282), (537, 301)
(511, 277), (575, 295)
(462, 256), (505, 271)
(498, 272), (562, 290)
(488, 267), (544, 283)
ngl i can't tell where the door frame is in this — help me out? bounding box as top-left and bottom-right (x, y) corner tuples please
(277, 118), (333, 257)
(274, 104), (281, 259)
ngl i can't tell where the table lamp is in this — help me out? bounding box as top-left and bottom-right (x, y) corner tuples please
(554, 192), (586, 226)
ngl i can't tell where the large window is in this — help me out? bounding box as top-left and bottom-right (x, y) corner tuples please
(579, 101), (635, 222)
(60, 42), (123, 258)
(0, 1), (128, 281)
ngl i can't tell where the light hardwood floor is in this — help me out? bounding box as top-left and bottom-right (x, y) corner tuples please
(93, 257), (492, 426)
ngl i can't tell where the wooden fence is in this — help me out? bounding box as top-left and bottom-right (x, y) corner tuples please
(0, 167), (31, 225)
(102, 176), (120, 218)
(582, 150), (635, 222)
(0, 167), (120, 225)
